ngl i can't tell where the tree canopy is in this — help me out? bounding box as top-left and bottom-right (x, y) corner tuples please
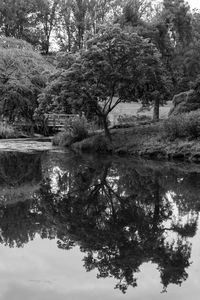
(37, 25), (167, 136)
(0, 37), (54, 121)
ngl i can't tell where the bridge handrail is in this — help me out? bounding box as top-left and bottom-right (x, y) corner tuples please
(44, 113), (80, 129)
(44, 113), (79, 118)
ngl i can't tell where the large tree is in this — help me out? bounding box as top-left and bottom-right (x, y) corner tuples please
(38, 25), (166, 138)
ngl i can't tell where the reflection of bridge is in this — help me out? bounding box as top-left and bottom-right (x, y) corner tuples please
(44, 113), (79, 131)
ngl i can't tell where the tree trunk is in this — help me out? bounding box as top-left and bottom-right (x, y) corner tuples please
(153, 97), (160, 122)
(44, 37), (50, 55)
(67, 25), (72, 52)
(102, 115), (111, 141)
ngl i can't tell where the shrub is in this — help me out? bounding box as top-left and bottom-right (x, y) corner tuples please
(0, 122), (16, 139)
(89, 135), (111, 152)
(163, 110), (200, 140)
(52, 131), (73, 147)
(71, 134), (112, 153)
(52, 116), (89, 147)
(64, 115), (89, 139)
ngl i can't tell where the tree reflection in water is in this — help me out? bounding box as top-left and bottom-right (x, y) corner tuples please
(0, 153), (200, 293)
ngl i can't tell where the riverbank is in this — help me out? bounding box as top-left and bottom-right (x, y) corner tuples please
(70, 123), (200, 163)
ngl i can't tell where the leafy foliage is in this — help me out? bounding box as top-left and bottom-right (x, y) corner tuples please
(0, 0), (60, 53)
(163, 110), (200, 140)
(52, 115), (89, 146)
(0, 37), (54, 122)
(39, 25), (166, 136)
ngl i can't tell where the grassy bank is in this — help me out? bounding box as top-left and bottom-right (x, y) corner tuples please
(70, 123), (200, 162)
(52, 110), (200, 163)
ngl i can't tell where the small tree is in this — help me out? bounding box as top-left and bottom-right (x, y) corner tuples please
(39, 25), (166, 138)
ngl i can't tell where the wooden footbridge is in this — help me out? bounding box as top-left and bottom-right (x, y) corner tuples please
(1, 113), (80, 133)
(44, 113), (79, 131)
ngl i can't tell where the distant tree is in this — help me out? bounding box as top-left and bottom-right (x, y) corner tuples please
(0, 0), (60, 54)
(119, 0), (195, 95)
(56, 0), (123, 52)
(0, 0), (37, 39)
(34, 0), (61, 54)
(56, 0), (74, 52)
(160, 0), (193, 92)
(181, 9), (200, 85)
(118, 0), (154, 27)
(56, 0), (89, 52)
(162, 0), (192, 48)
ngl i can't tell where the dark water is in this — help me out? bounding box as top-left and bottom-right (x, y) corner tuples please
(0, 149), (200, 299)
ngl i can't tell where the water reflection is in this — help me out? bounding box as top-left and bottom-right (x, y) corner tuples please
(0, 151), (200, 294)
(0, 152), (42, 203)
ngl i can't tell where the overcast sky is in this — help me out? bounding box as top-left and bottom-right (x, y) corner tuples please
(188, 0), (200, 9)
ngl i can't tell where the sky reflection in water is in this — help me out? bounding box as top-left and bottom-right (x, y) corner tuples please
(0, 151), (200, 299)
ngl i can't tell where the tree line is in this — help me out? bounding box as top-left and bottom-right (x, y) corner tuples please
(1, 0), (199, 84)
(1, 0), (200, 135)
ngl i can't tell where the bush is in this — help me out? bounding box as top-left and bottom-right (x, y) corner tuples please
(52, 116), (89, 147)
(163, 110), (200, 140)
(71, 134), (112, 153)
(0, 122), (16, 139)
(64, 115), (89, 140)
(52, 131), (73, 147)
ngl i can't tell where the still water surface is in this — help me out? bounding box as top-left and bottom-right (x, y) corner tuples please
(0, 147), (200, 299)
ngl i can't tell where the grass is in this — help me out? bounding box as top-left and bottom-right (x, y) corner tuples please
(0, 184), (40, 204)
(108, 99), (172, 126)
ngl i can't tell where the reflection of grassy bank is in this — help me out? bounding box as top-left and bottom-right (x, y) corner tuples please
(70, 123), (200, 162)
(0, 184), (40, 204)
(0, 152), (42, 186)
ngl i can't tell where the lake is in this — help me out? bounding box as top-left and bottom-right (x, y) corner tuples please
(0, 143), (200, 300)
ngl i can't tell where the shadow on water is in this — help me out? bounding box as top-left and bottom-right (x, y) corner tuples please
(0, 151), (200, 293)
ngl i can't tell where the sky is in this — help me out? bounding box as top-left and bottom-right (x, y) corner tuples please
(188, 0), (200, 9)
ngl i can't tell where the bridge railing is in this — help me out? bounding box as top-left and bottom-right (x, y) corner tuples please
(44, 113), (79, 130)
